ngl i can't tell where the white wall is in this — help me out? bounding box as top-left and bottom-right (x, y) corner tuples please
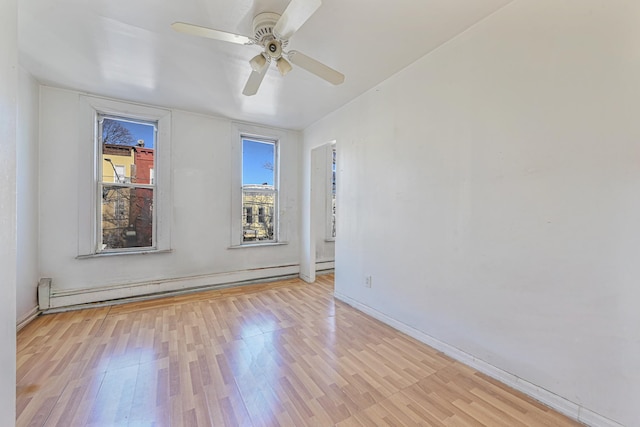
(16, 67), (40, 324)
(0, 0), (18, 422)
(39, 87), (301, 305)
(304, 1), (640, 426)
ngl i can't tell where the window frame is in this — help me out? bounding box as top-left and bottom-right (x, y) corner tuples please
(241, 135), (279, 244)
(97, 114), (158, 253)
(77, 95), (172, 257)
(230, 123), (286, 248)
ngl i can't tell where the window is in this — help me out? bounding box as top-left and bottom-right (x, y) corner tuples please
(327, 144), (337, 239)
(115, 196), (126, 220)
(331, 146), (336, 238)
(98, 115), (157, 252)
(77, 95), (171, 258)
(230, 123), (286, 248)
(242, 137), (278, 243)
(113, 165), (125, 183)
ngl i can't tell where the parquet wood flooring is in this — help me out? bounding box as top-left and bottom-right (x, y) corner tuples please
(17, 275), (582, 426)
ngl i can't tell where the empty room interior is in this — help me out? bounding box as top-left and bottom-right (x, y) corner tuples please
(1, 0), (639, 426)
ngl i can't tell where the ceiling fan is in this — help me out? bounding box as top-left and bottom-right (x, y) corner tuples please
(171, 0), (345, 96)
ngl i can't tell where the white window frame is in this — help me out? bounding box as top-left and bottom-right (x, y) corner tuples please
(77, 96), (172, 257)
(97, 114), (157, 253)
(241, 136), (278, 244)
(230, 123), (287, 247)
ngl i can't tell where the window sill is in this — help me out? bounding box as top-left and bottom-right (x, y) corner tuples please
(76, 249), (173, 259)
(228, 242), (289, 249)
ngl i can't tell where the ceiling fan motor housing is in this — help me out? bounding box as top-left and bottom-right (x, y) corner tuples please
(252, 12), (280, 42)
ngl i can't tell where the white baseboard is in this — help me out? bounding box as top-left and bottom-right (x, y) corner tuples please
(578, 408), (626, 427)
(49, 264), (301, 309)
(16, 307), (39, 331)
(47, 261), (334, 310)
(316, 260), (335, 271)
(334, 292), (624, 427)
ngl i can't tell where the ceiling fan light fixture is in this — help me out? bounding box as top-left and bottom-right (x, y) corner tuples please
(250, 53), (268, 72)
(276, 57), (292, 76)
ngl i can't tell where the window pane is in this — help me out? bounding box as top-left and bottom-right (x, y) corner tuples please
(102, 117), (155, 185)
(242, 190), (275, 242)
(102, 117), (155, 148)
(242, 139), (275, 186)
(101, 186), (154, 249)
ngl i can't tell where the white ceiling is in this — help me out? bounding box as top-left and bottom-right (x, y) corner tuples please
(18, 0), (512, 130)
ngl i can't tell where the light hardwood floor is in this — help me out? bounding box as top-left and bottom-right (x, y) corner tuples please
(17, 275), (582, 426)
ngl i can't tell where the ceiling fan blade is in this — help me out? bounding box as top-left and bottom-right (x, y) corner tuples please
(171, 22), (253, 45)
(287, 50), (344, 85)
(242, 65), (269, 96)
(273, 0), (321, 40)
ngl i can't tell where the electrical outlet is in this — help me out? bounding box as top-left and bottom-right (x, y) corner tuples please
(365, 276), (372, 288)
